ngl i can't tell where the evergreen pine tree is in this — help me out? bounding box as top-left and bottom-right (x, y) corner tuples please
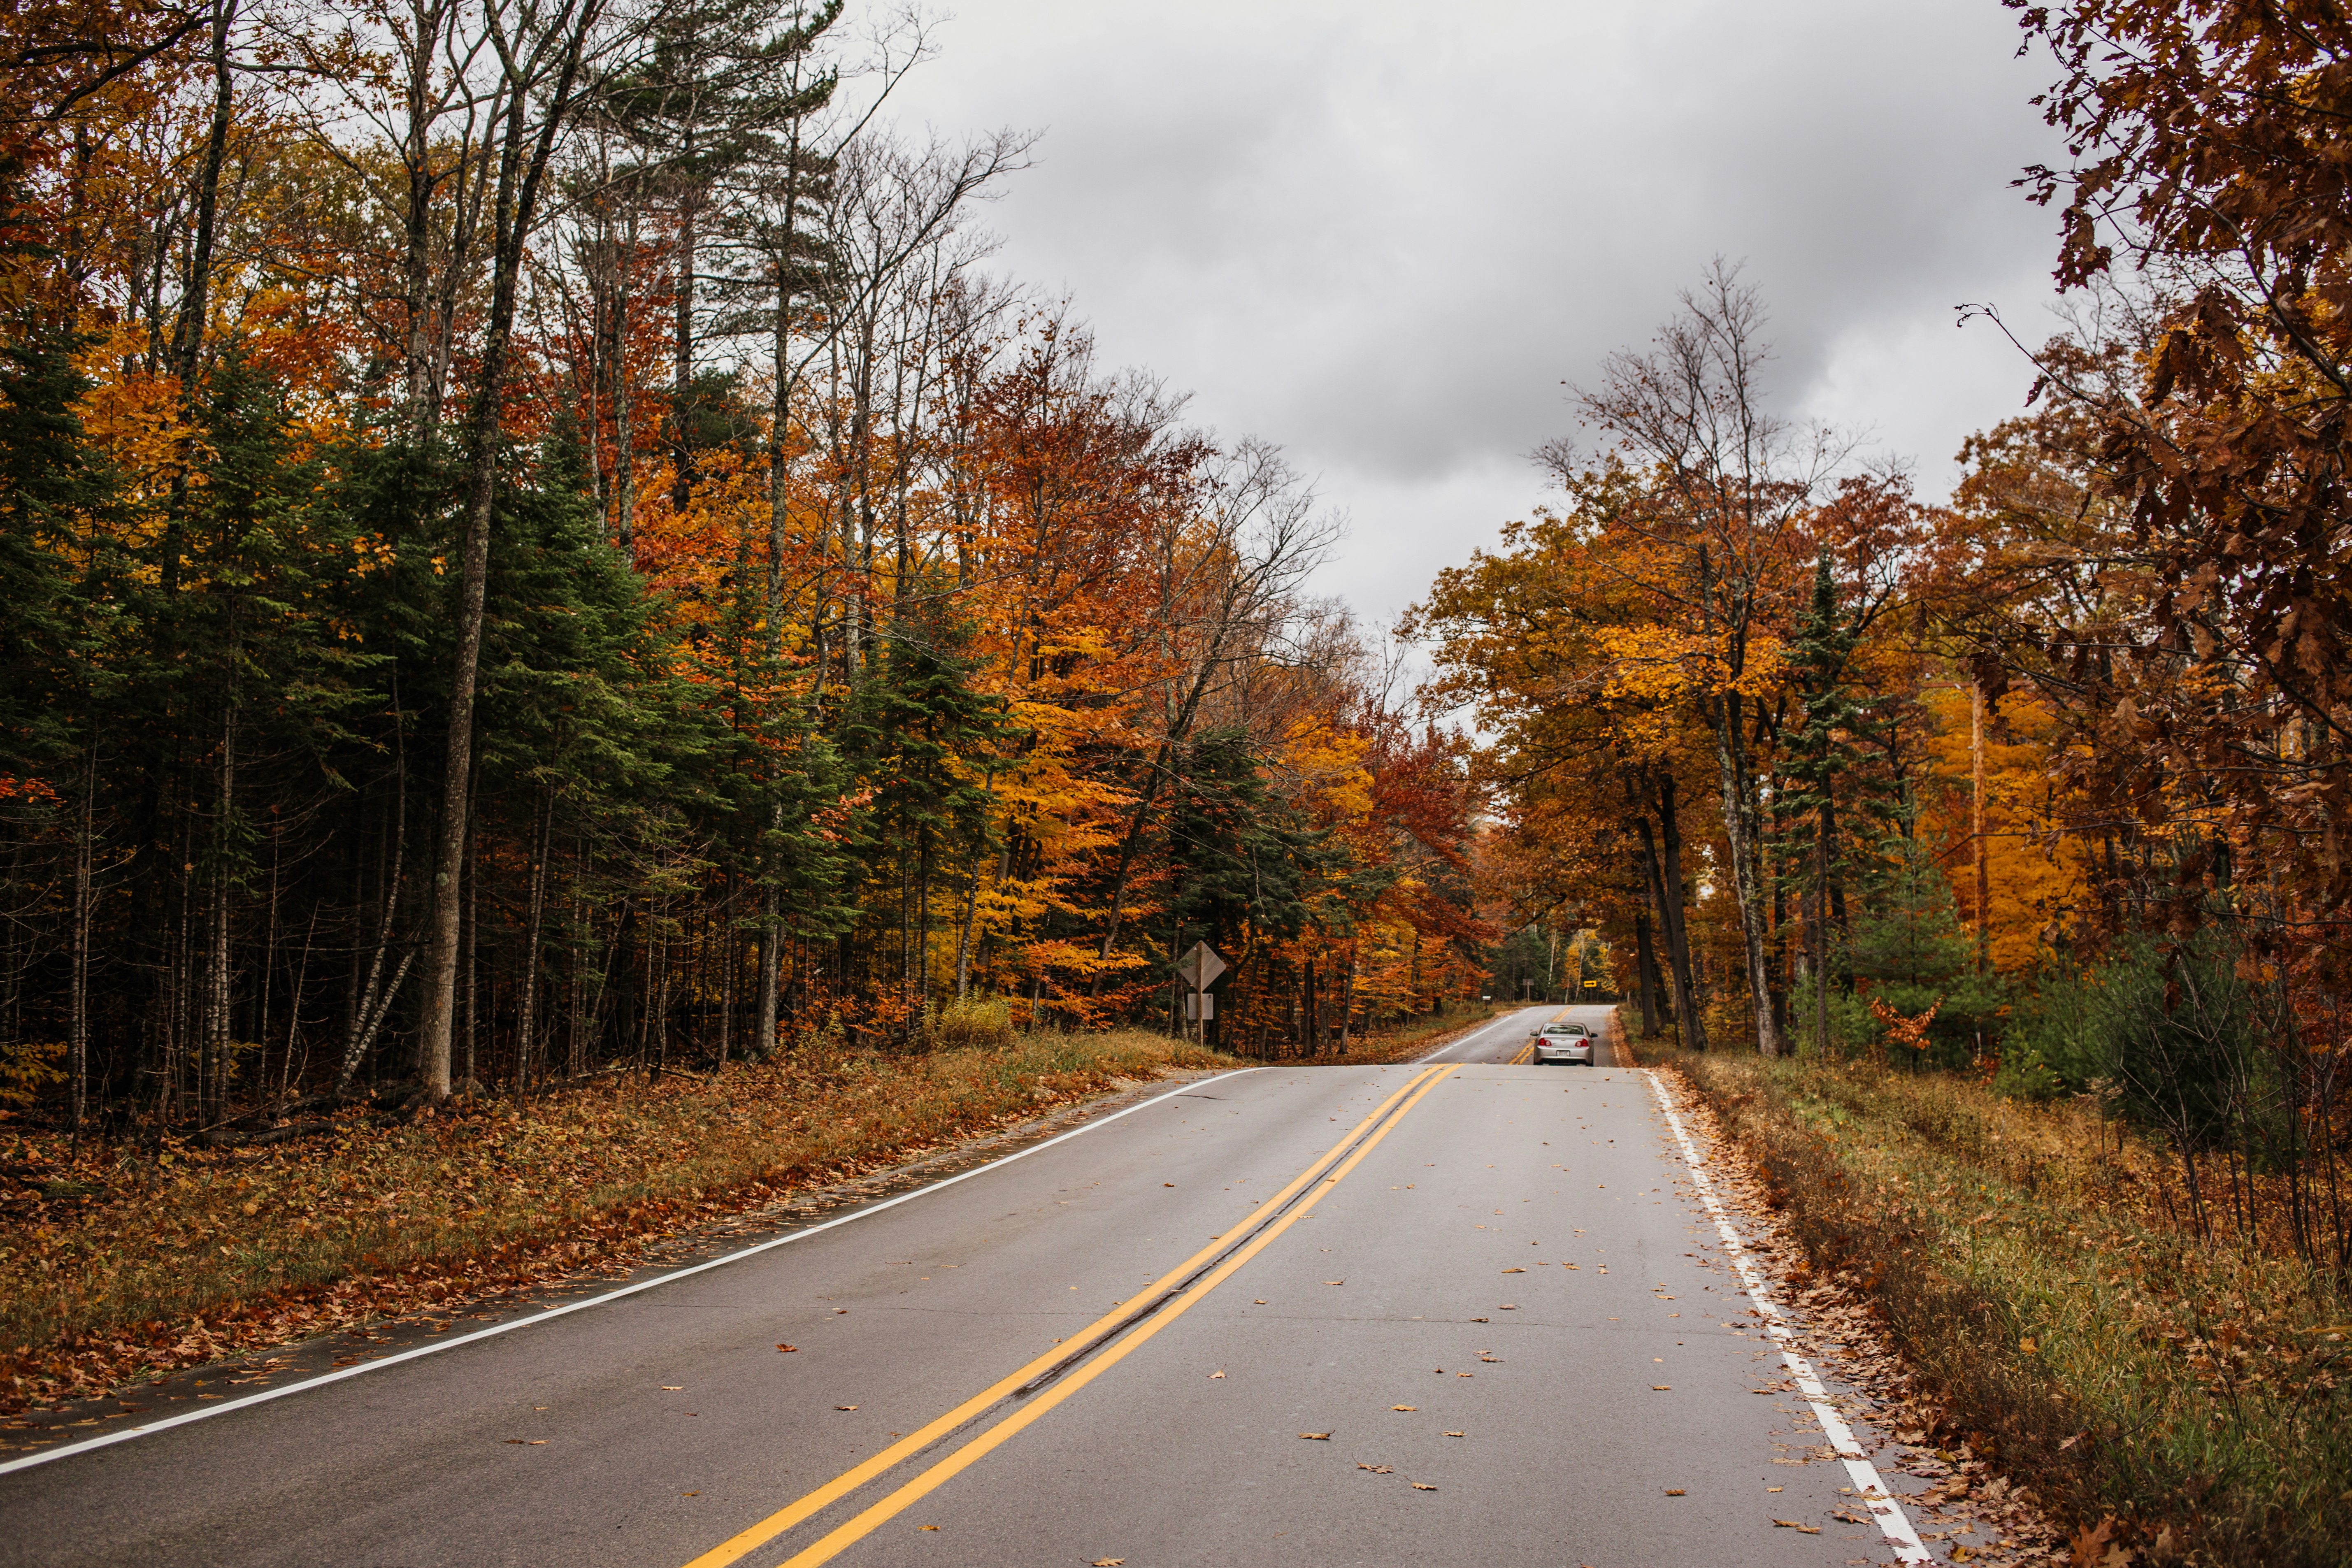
(840, 604), (1011, 1018)
(1843, 811), (2008, 1068)
(1778, 551), (1895, 1054)
(602, 0), (843, 511)
(0, 318), (105, 778)
(1165, 730), (1338, 1037)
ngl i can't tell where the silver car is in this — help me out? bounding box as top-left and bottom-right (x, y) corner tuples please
(1532, 1021), (1595, 1066)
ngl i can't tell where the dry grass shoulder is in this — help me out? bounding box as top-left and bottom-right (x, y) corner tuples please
(1667, 1049), (2352, 1568)
(0, 1029), (1228, 1413)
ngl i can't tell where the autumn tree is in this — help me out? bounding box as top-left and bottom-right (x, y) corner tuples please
(1413, 469), (1721, 1048)
(1987, 1), (2352, 979)
(1544, 263), (1842, 1055)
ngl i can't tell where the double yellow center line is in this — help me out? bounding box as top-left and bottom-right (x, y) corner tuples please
(681, 1062), (1454, 1568)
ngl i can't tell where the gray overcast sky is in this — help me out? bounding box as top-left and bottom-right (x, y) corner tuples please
(883, 0), (2071, 624)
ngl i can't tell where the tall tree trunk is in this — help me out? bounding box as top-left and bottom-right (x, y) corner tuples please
(672, 185), (696, 515)
(172, 0), (238, 393)
(755, 859), (781, 1058)
(205, 688), (234, 1118)
(1637, 777), (1706, 1050)
(338, 762), (407, 1093)
(755, 121), (813, 1065)
(714, 887), (735, 1067)
(69, 754), (93, 1135)
(461, 815), (477, 1087)
(1709, 688), (1782, 1055)
(416, 7), (601, 1100)
(1339, 941), (1357, 1045)
(425, 131), (492, 430)
(611, 208), (638, 555)
(513, 799), (548, 1091)
(1629, 865), (1662, 1040)
(396, 0), (440, 421)
(916, 830), (932, 1014)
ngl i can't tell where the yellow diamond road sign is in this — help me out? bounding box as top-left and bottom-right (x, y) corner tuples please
(1176, 941), (1227, 990)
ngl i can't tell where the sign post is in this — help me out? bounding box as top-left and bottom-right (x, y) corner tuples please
(1175, 941), (1227, 1048)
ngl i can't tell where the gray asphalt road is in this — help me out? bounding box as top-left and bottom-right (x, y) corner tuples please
(2, 1016), (1917, 1567)
(1418, 1002), (1620, 1065)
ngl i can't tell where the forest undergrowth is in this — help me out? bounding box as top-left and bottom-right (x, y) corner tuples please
(1669, 1051), (2352, 1568)
(0, 1028), (1226, 1415)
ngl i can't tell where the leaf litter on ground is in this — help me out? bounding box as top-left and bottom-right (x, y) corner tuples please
(0, 1031), (1224, 1417)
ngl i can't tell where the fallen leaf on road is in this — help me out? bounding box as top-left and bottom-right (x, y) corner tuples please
(1502, 1267), (1525, 1273)
(1498, 1304), (1518, 1310)
(1412, 1482), (1437, 1491)
(1253, 1299), (1266, 1305)
(1164, 1183), (1174, 1187)
(1471, 1316), (1489, 1323)
(919, 1524), (939, 1531)
(835, 1405), (858, 1411)
(1445, 1431), (1465, 1438)
(1392, 1405), (1417, 1411)
(1210, 1371), (1224, 1379)
(1664, 1488), (1685, 1496)
(681, 1490), (699, 1496)
(661, 1385), (683, 1390)
(1457, 1372), (1473, 1377)
(1652, 1385), (1671, 1391)
(2071, 1518), (2123, 1567)
(1358, 1463), (1393, 1473)
(1767, 1487), (1783, 1493)
(775, 1345), (797, 1353)
(1772, 1520), (1820, 1533)
(1325, 1280), (1344, 1285)
(527, 1439), (546, 1445)
(1299, 1432), (1331, 1440)
(1092, 1559), (1123, 1566)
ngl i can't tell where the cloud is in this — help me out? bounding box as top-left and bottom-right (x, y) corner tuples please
(884, 0), (2072, 618)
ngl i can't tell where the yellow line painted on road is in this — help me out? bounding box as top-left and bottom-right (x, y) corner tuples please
(678, 1064), (1448, 1568)
(769, 1062), (1456, 1568)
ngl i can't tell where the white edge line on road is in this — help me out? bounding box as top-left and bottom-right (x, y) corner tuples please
(1641, 1069), (1934, 1565)
(0, 1066), (1273, 1480)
